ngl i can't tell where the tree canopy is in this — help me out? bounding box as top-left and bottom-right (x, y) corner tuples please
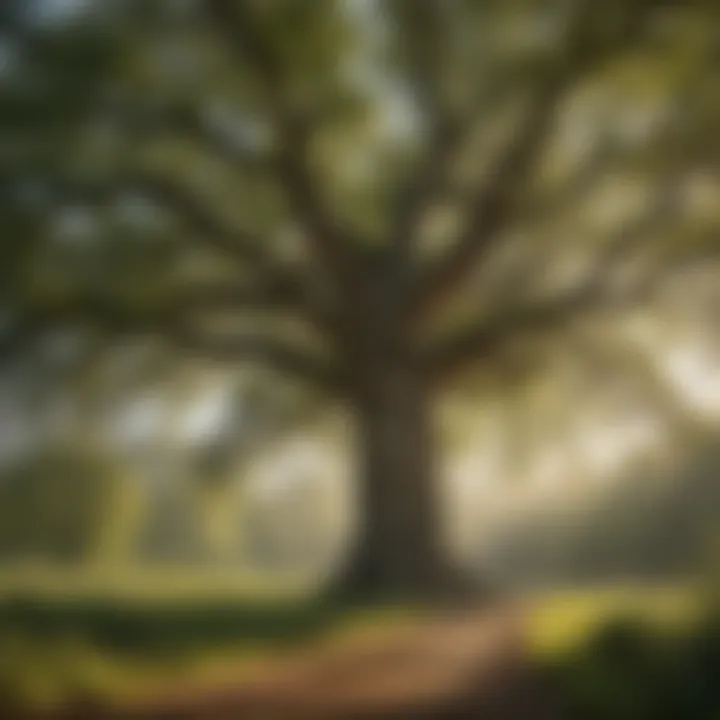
(0, 0), (716, 390)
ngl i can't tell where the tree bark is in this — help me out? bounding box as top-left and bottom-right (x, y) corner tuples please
(330, 364), (480, 604)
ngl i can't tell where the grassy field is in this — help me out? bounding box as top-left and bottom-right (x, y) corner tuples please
(0, 564), (308, 603)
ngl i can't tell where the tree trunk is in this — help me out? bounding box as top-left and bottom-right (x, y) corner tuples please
(331, 365), (480, 604)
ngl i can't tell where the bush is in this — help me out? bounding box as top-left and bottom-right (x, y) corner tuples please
(549, 613), (720, 720)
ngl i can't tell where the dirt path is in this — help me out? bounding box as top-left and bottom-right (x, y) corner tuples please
(21, 603), (568, 719)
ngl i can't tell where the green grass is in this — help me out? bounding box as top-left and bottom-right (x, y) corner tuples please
(0, 564), (306, 603)
(527, 582), (706, 659)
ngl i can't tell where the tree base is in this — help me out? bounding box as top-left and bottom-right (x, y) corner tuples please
(324, 559), (498, 612)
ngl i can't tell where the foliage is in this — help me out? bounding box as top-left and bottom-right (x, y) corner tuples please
(547, 612), (720, 720)
(532, 584), (720, 719)
(0, 0), (717, 386)
(529, 584), (702, 658)
(0, 447), (124, 562)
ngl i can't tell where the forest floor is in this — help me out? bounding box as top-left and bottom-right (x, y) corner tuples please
(0, 583), (706, 719)
(31, 602), (566, 719)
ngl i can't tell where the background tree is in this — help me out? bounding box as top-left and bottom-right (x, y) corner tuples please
(1, 0), (719, 600)
(0, 446), (126, 563)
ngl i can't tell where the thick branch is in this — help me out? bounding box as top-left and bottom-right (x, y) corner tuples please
(511, 131), (619, 231)
(427, 243), (718, 384)
(52, 170), (277, 270)
(206, 1), (353, 285)
(172, 326), (346, 394)
(411, 0), (652, 319)
(49, 171), (342, 336)
(425, 171), (709, 382)
(389, 55), (546, 260)
(425, 283), (602, 381)
(121, 172), (277, 269)
(177, 281), (309, 315)
(0, 298), (345, 393)
(389, 110), (476, 264)
(176, 278), (343, 343)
